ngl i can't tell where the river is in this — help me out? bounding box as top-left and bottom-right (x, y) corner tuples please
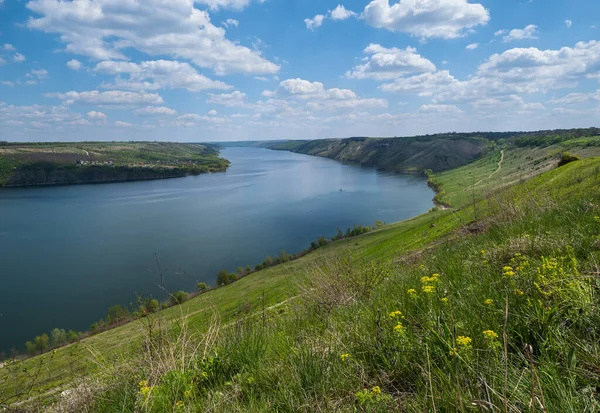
(0, 147), (434, 353)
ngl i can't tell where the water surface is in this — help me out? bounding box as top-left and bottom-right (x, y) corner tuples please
(0, 147), (433, 353)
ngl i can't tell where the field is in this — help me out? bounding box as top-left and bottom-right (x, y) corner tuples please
(1, 135), (600, 411)
(0, 142), (229, 187)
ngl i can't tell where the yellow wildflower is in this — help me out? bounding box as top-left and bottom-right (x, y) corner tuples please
(484, 299), (494, 305)
(394, 322), (405, 334)
(422, 285), (435, 294)
(419, 264), (425, 270)
(371, 386), (382, 395)
(184, 390), (191, 399)
(174, 401), (184, 409)
(482, 330), (499, 340)
(388, 310), (402, 319)
(456, 336), (472, 347)
(480, 250), (485, 255)
(449, 347), (457, 357)
(407, 288), (417, 296)
(514, 289), (525, 296)
(340, 353), (350, 362)
(594, 216), (599, 222)
(503, 266), (513, 272)
(441, 297), (449, 304)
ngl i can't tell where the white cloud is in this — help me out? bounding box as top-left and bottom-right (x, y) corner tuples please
(4, 120), (26, 126)
(419, 104), (463, 114)
(13, 53), (26, 63)
(48, 90), (164, 106)
(135, 106), (178, 116)
(0, 57), (5, 66)
(362, 0), (490, 39)
(1, 81), (14, 87)
(305, 14), (325, 30)
(548, 90), (600, 105)
(30, 69), (48, 79)
(207, 110), (218, 116)
(206, 91), (248, 107)
(346, 44), (436, 80)
(330, 5), (356, 20)
(379, 70), (457, 96)
(466, 43), (479, 50)
(67, 59), (83, 71)
(195, 0), (254, 11)
(95, 60), (231, 92)
(114, 121), (134, 127)
(223, 18), (239, 28)
(87, 111), (107, 120)
(499, 25), (538, 43)
(565, 20), (572, 29)
(265, 78), (359, 100)
(3, 44), (16, 51)
(26, 0), (279, 75)
(306, 98), (388, 111)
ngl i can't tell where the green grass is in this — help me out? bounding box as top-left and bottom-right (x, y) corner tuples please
(3, 149), (600, 411)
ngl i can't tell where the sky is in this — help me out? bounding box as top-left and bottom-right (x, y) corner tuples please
(0, 0), (599, 142)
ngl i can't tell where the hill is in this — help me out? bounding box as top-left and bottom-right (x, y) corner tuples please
(2, 134), (600, 412)
(0, 142), (229, 187)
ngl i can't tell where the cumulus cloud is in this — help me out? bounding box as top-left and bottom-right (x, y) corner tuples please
(565, 20), (572, 29)
(3, 44), (16, 51)
(114, 121), (133, 127)
(26, 0), (279, 75)
(362, 0), (490, 39)
(87, 111), (107, 120)
(13, 53), (26, 63)
(304, 15), (325, 30)
(195, 0), (260, 11)
(206, 91), (248, 107)
(466, 43), (479, 50)
(498, 25), (538, 43)
(67, 59), (82, 71)
(47, 90), (164, 106)
(346, 44), (436, 80)
(96, 60), (232, 92)
(223, 18), (239, 28)
(330, 5), (357, 20)
(418, 104), (463, 114)
(548, 90), (600, 105)
(134, 106), (178, 116)
(379, 70), (457, 96)
(264, 78), (359, 100)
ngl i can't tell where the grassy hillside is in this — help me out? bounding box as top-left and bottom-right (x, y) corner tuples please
(2, 137), (600, 411)
(0, 142), (229, 187)
(271, 135), (490, 173)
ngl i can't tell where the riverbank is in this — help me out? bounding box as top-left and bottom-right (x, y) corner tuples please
(0, 142), (229, 187)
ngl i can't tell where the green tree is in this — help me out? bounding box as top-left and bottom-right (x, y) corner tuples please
(237, 267), (244, 275)
(216, 269), (229, 286)
(146, 299), (159, 313)
(171, 291), (189, 305)
(227, 273), (237, 284)
(280, 250), (292, 263)
(106, 304), (130, 324)
(197, 282), (208, 291)
(25, 341), (37, 355)
(50, 328), (67, 347)
(264, 256), (273, 267)
(67, 330), (80, 343)
(34, 334), (49, 353)
(245, 265), (252, 273)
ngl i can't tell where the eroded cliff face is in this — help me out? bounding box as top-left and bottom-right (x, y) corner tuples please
(286, 137), (488, 173)
(2, 165), (219, 187)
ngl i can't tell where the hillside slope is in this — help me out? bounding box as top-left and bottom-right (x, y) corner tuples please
(3, 144), (600, 411)
(0, 142), (229, 187)
(271, 136), (490, 173)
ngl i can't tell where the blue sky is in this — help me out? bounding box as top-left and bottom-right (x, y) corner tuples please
(0, 0), (599, 142)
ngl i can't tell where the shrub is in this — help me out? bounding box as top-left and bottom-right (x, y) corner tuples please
(216, 269), (229, 286)
(67, 330), (80, 343)
(245, 265), (252, 273)
(50, 328), (67, 347)
(197, 282), (208, 291)
(106, 304), (130, 324)
(558, 151), (580, 167)
(227, 273), (237, 284)
(170, 291), (189, 305)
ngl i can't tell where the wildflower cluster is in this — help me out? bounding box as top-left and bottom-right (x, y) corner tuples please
(503, 266), (515, 277)
(407, 288), (417, 297)
(388, 310), (402, 319)
(340, 353), (350, 362)
(355, 386), (391, 406)
(482, 330), (498, 340)
(456, 336), (472, 347)
(484, 299), (494, 305)
(420, 273), (439, 294)
(138, 380), (154, 399)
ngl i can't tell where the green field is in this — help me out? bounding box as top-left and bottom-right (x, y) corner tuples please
(2, 134), (600, 411)
(0, 142), (229, 187)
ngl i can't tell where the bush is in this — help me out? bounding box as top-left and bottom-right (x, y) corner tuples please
(106, 304), (130, 324)
(558, 151), (580, 167)
(67, 330), (80, 343)
(216, 269), (229, 286)
(170, 291), (189, 305)
(50, 328), (67, 347)
(197, 282), (208, 291)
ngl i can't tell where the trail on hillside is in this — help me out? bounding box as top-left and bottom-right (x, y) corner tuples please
(473, 149), (504, 187)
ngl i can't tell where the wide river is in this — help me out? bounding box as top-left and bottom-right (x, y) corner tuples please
(0, 147), (433, 353)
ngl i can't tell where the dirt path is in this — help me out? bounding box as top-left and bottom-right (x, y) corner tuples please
(473, 149), (504, 187)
